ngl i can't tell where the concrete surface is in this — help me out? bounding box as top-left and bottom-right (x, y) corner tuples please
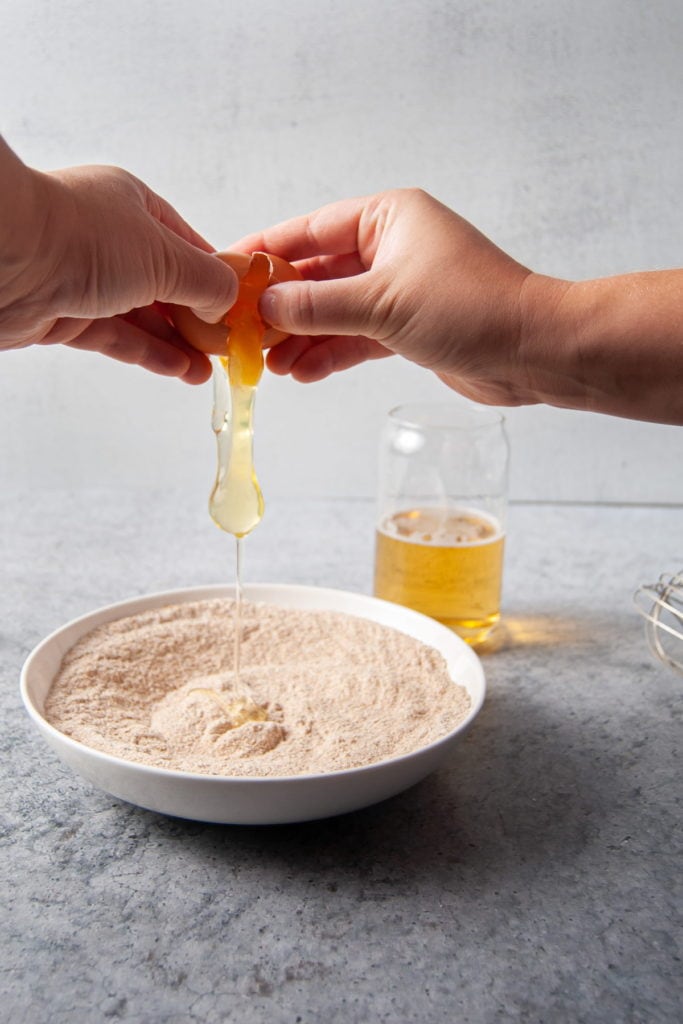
(1, 492), (681, 1022)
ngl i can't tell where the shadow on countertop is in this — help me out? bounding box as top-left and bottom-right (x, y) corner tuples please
(136, 689), (635, 889)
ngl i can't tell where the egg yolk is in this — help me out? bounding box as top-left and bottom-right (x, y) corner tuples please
(223, 252), (272, 387)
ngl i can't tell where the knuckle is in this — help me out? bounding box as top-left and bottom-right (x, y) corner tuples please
(363, 271), (397, 337)
(290, 283), (316, 331)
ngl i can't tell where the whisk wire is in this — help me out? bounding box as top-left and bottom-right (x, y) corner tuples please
(633, 571), (683, 675)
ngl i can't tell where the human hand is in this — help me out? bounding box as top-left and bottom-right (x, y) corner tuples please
(231, 189), (561, 406)
(233, 188), (683, 423)
(0, 140), (238, 383)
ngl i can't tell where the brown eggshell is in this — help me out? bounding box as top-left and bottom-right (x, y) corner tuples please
(168, 251), (301, 355)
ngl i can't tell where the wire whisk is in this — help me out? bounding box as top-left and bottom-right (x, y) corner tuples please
(634, 570), (683, 675)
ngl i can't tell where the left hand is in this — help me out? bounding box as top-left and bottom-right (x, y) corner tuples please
(0, 146), (238, 383)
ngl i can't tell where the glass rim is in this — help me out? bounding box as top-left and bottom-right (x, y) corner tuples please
(387, 401), (506, 432)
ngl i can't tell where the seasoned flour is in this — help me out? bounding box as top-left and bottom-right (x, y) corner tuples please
(45, 598), (470, 777)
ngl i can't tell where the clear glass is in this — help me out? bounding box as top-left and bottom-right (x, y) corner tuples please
(373, 402), (509, 645)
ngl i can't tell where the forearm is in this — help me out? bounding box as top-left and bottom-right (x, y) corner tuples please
(0, 135), (31, 205)
(0, 137), (46, 255)
(0, 138), (57, 331)
(520, 270), (683, 424)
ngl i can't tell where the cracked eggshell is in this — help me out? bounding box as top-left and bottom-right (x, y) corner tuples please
(168, 250), (301, 355)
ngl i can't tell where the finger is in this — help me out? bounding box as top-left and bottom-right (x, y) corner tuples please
(289, 336), (393, 383)
(153, 230), (239, 322)
(143, 183), (216, 254)
(120, 303), (214, 383)
(259, 275), (380, 339)
(265, 335), (316, 374)
(41, 304), (180, 347)
(231, 195), (370, 262)
(266, 333), (389, 378)
(120, 302), (182, 341)
(63, 315), (211, 383)
(37, 316), (93, 346)
(293, 252), (366, 281)
(42, 305), (212, 382)
(178, 347), (212, 384)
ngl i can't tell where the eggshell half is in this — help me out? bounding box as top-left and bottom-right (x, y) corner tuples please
(169, 251), (301, 355)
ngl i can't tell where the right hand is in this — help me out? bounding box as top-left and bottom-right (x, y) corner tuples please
(232, 189), (551, 406)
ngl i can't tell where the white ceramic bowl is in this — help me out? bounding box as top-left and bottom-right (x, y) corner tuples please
(20, 584), (485, 825)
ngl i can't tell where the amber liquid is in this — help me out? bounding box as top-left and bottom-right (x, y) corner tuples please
(373, 507), (505, 644)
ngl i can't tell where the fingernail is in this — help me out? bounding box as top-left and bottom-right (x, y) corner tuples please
(190, 307), (224, 324)
(259, 290), (278, 325)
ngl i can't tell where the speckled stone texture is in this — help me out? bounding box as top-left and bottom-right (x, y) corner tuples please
(2, 491), (681, 1023)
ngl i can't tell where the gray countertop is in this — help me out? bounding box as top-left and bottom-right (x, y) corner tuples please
(1, 490), (681, 1023)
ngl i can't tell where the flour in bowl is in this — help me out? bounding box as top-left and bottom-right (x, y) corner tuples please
(45, 598), (470, 777)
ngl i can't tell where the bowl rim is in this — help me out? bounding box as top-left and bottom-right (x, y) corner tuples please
(20, 582), (486, 786)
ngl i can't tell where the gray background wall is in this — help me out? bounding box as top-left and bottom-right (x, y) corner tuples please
(1, 0), (681, 503)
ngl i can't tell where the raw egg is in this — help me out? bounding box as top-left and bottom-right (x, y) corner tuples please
(168, 251), (302, 540)
(169, 250), (301, 367)
(169, 252), (303, 683)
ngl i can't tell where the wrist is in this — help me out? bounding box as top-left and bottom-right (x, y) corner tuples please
(0, 142), (65, 307)
(517, 272), (589, 410)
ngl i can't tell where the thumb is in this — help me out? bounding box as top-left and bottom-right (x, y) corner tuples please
(155, 237), (239, 323)
(259, 276), (379, 338)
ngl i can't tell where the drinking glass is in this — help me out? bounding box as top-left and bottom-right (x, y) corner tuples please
(373, 402), (509, 645)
